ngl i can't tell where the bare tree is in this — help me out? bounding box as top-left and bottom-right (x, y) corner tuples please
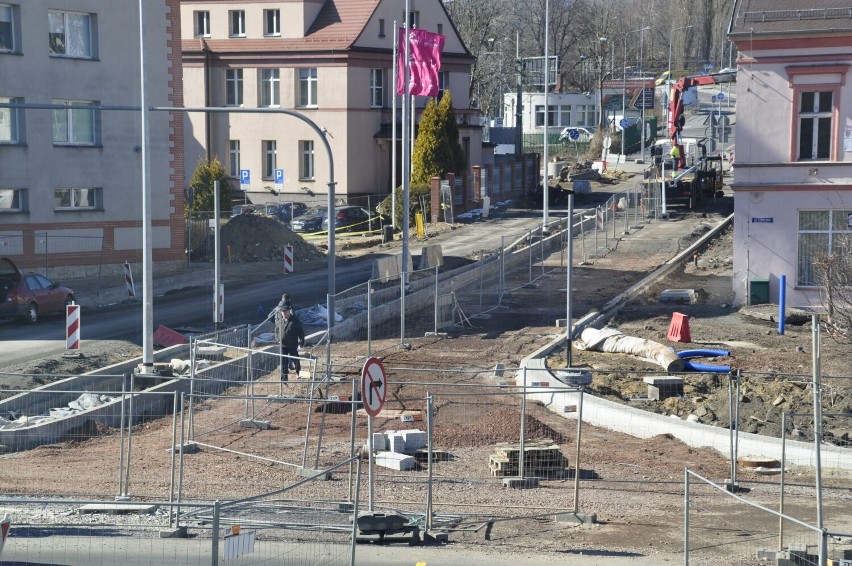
(814, 238), (852, 343)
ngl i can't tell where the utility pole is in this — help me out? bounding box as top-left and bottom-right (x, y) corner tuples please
(515, 32), (523, 158)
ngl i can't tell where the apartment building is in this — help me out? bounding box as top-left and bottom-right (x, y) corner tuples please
(179, 0), (481, 208)
(0, 1), (185, 275)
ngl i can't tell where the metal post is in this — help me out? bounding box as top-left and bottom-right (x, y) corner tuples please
(211, 500), (220, 566)
(214, 180), (221, 329)
(520, 369), (527, 479)
(728, 372), (735, 491)
(189, 337), (196, 441)
(367, 279), (372, 357)
(168, 390), (178, 528)
(812, 314), (825, 564)
(176, 392), (186, 528)
(124, 371), (135, 496)
(478, 249), (484, 314)
(400, 0), (411, 347)
(573, 388), (583, 513)
(368, 413), (375, 512)
(734, 369), (741, 489)
(349, 456), (363, 566)
(117, 375), (126, 497)
(391, 21), (398, 230)
(433, 265), (439, 334)
(348, 377), (357, 503)
(528, 229), (533, 284)
(426, 393), (434, 531)
(684, 468), (690, 566)
(779, 411), (786, 550)
(542, 0), (550, 227)
(566, 192), (574, 366)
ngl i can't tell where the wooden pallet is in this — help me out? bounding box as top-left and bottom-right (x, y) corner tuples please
(488, 439), (570, 478)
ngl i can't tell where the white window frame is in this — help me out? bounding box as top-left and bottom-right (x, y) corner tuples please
(264, 9), (280, 37)
(535, 105), (557, 127)
(0, 188), (26, 212)
(0, 96), (20, 143)
(52, 99), (97, 145)
(229, 10), (246, 38)
(260, 69), (280, 107)
(54, 187), (99, 211)
(298, 68), (318, 107)
(370, 69), (384, 108)
(797, 209), (852, 287)
(194, 10), (210, 38)
(48, 10), (92, 58)
(403, 10), (419, 28)
(225, 69), (243, 107)
(437, 71), (449, 101)
(559, 105), (571, 127)
(229, 140), (240, 178)
(575, 104), (594, 127)
(1, 4), (15, 52)
(299, 140), (314, 180)
(798, 90), (833, 161)
(263, 140), (276, 179)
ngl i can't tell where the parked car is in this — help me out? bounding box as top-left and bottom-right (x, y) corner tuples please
(291, 206), (328, 233)
(0, 257), (76, 323)
(265, 202), (308, 224)
(559, 126), (596, 144)
(231, 204), (263, 217)
(321, 205), (386, 233)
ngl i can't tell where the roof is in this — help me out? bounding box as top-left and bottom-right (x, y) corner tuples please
(182, 0), (381, 54)
(730, 0), (852, 37)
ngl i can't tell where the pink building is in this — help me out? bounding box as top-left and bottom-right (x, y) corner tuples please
(730, 0), (852, 307)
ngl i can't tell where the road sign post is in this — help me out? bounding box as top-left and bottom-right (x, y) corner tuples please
(361, 356), (386, 512)
(239, 169), (251, 192)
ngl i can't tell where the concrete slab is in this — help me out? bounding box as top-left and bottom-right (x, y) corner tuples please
(296, 467), (331, 480)
(554, 511), (597, 524)
(375, 451), (415, 471)
(239, 419), (271, 430)
(501, 477), (539, 489)
(659, 288), (697, 304)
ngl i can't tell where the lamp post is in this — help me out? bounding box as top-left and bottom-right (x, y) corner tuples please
(667, 24), (693, 123)
(639, 26), (648, 163)
(598, 37), (607, 130)
(621, 26), (650, 159)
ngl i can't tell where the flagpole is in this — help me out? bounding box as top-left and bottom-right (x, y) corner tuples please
(391, 21), (398, 230)
(542, 0), (550, 228)
(400, 1), (410, 346)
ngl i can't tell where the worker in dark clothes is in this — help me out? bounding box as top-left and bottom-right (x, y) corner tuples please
(274, 302), (304, 381)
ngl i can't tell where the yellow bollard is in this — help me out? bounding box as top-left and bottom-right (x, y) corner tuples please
(415, 211), (425, 239)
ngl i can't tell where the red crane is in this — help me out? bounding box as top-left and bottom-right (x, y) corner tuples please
(667, 74), (718, 169)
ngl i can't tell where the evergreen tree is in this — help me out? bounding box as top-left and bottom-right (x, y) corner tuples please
(187, 157), (233, 216)
(438, 90), (466, 173)
(411, 90), (465, 186)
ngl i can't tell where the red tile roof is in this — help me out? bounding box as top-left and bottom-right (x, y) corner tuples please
(182, 0), (381, 54)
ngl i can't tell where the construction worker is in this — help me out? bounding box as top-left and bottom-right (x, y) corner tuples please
(670, 144), (681, 175)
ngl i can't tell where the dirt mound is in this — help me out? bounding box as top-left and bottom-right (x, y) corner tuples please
(220, 214), (325, 262)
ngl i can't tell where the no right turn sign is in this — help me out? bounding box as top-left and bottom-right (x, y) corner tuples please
(361, 357), (387, 417)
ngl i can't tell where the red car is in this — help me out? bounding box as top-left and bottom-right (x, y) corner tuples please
(0, 257), (76, 323)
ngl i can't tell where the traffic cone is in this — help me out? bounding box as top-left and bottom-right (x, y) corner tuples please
(667, 312), (691, 343)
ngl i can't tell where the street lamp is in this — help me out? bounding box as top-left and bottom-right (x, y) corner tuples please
(667, 24), (693, 123)
(621, 26), (649, 160)
(598, 37), (607, 130)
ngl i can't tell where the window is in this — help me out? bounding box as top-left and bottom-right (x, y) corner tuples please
(798, 91), (833, 160)
(194, 10), (210, 37)
(1, 4), (15, 52)
(378, 18), (385, 38)
(54, 187), (99, 210)
(298, 68), (317, 107)
(263, 140), (276, 179)
(229, 140), (240, 178)
(534, 105), (557, 127)
(299, 140), (314, 180)
(229, 10), (245, 37)
(48, 10), (92, 58)
(260, 69), (280, 107)
(798, 209), (852, 286)
(403, 10), (419, 28)
(0, 188), (26, 212)
(0, 96), (20, 143)
(264, 9), (280, 36)
(370, 69), (383, 108)
(52, 100), (96, 145)
(437, 23), (443, 35)
(437, 71), (449, 101)
(225, 69), (243, 106)
(575, 104), (594, 127)
(559, 105), (571, 126)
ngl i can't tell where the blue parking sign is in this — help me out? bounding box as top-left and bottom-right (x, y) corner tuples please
(274, 169), (284, 184)
(240, 169), (250, 185)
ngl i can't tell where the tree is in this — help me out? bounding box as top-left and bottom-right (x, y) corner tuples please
(814, 239), (852, 343)
(411, 91), (464, 186)
(187, 157), (233, 215)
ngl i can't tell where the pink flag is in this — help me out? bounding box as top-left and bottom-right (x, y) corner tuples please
(396, 28), (445, 97)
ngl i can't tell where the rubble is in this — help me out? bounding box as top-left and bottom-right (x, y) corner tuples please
(220, 214), (325, 262)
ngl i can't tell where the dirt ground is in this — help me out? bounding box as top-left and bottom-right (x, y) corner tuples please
(2, 195), (852, 564)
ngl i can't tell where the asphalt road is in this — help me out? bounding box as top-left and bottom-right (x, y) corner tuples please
(0, 211), (567, 370)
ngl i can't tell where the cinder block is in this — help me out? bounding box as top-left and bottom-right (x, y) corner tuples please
(388, 433), (406, 453)
(644, 376), (684, 400)
(400, 430), (427, 452)
(371, 432), (387, 451)
(375, 451), (416, 471)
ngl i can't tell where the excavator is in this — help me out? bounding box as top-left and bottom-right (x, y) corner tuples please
(668, 73), (724, 170)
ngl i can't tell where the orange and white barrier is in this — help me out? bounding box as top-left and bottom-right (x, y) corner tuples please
(66, 304), (80, 352)
(123, 261), (136, 298)
(283, 244), (294, 273)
